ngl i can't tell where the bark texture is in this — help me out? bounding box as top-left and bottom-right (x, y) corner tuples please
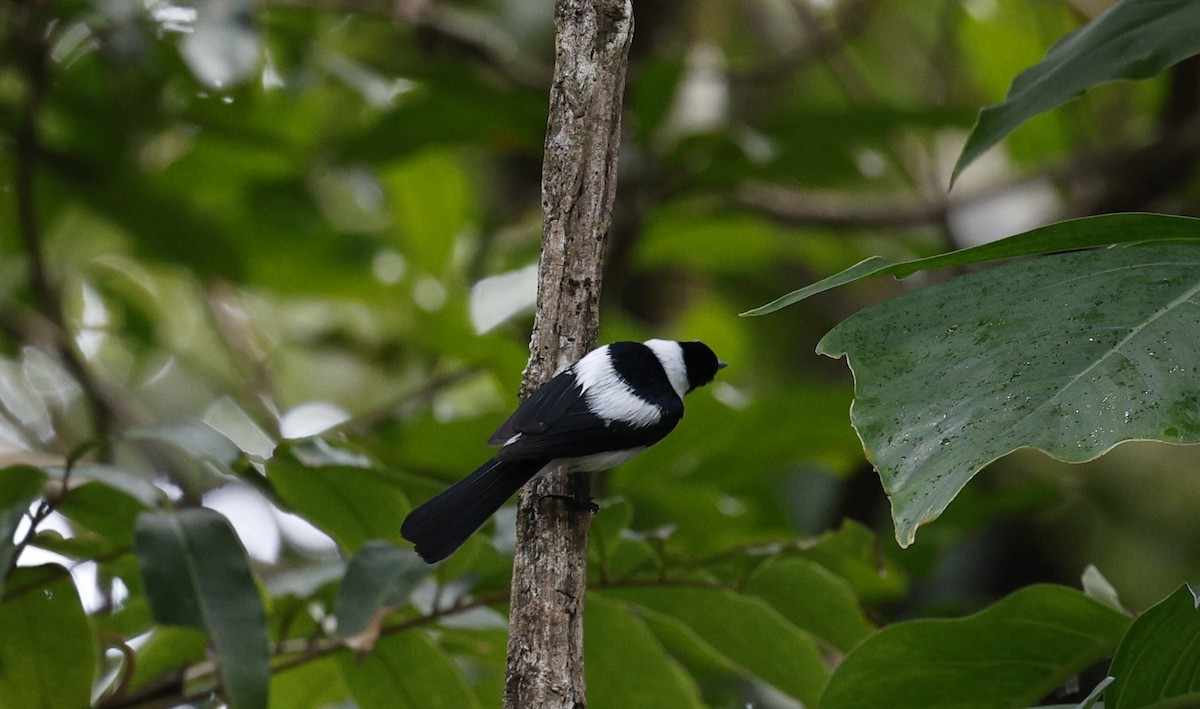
(502, 1), (633, 707)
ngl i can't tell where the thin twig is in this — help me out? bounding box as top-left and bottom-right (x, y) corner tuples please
(106, 590), (510, 709)
(730, 0), (878, 85)
(3, 449), (84, 577)
(734, 175), (1049, 230)
(785, 0), (875, 104)
(738, 110), (1200, 232)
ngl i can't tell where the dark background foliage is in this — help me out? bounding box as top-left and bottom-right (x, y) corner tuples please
(2, 0), (1200, 706)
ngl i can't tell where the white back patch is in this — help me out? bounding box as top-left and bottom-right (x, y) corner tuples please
(573, 347), (663, 427)
(643, 339), (689, 399)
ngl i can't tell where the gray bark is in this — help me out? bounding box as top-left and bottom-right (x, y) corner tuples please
(502, 1), (634, 707)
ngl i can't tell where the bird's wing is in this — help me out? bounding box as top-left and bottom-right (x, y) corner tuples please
(487, 368), (585, 446)
(495, 396), (683, 460)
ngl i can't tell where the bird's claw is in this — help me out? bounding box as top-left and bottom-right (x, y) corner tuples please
(540, 493), (599, 515)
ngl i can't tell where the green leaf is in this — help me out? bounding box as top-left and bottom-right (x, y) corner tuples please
(338, 631), (481, 709)
(1107, 584), (1200, 708)
(0, 466), (46, 595)
(817, 244), (1200, 546)
(1076, 676), (1115, 709)
(135, 508), (270, 709)
(335, 541), (429, 638)
(271, 657), (350, 709)
(821, 585), (1129, 709)
(589, 496), (633, 567)
(800, 520), (907, 603)
(637, 208), (783, 275)
(383, 149), (475, 274)
(632, 604), (746, 679)
(742, 558), (874, 652)
(265, 557), (345, 599)
(126, 626), (210, 693)
(603, 586), (829, 705)
(1081, 564), (1126, 615)
(128, 420), (242, 468)
(94, 593), (154, 639)
(436, 627), (508, 703)
(585, 593), (705, 709)
(742, 213), (1200, 315)
(953, 0), (1200, 182)
(0, 565), (97, 709)
(268, 454), (410, 553)
(55, 481), (147, 545)
(63, 463), (165, 507)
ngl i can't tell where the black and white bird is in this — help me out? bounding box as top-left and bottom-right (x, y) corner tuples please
(401, 339), (725, 563)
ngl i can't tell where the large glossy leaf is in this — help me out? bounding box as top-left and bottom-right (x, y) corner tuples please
(742, 558), (874, 653)
(1107, 584), (1200, 708)
(817, 244), (1200, 546)
(0, 565), (97, 709)
(743, 213), (1200, 315)
(953, 0), (1200, 182)
(586, 593), (705, 708)
(602, 586), (829, 705)
(338, 631), (481, 709)
(135, 508), (270, 709)
(0, 466), (45, 595)
(821, 585), (1129, 709)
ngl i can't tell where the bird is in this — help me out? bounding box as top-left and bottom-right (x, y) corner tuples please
(401, 339), (725, 563)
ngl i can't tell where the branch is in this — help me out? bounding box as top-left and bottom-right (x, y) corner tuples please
(1078, 55), (1200, 215)
(267, 0), (551, 89)
(9, 1), (120, 456)
(737, 109), (1200, 233)
(502, 1), (634, 707)
(783, 0), (875, 103)
(100, 568), (751, 709)
(100, 590), (510, 709)
(734, 178), (1048, 230)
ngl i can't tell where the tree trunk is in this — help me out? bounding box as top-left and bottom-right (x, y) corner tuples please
(502, 1), (634, 707)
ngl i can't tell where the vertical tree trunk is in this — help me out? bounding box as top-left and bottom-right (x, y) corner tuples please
(503, 1), (634, 707)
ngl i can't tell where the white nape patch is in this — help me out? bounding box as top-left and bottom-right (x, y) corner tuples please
(573, 347), (662, 427)
(643, 339), (689, 399)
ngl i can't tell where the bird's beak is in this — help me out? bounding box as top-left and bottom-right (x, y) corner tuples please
(717, 360), (729, 370)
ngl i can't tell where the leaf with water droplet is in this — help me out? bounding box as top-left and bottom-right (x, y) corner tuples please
(819, 244), (1200, 546)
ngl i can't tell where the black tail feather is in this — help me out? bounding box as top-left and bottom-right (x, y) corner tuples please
(401, 457), (545, 563)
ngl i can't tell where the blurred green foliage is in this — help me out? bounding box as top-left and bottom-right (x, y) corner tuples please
(2, 0), (1200, 707)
